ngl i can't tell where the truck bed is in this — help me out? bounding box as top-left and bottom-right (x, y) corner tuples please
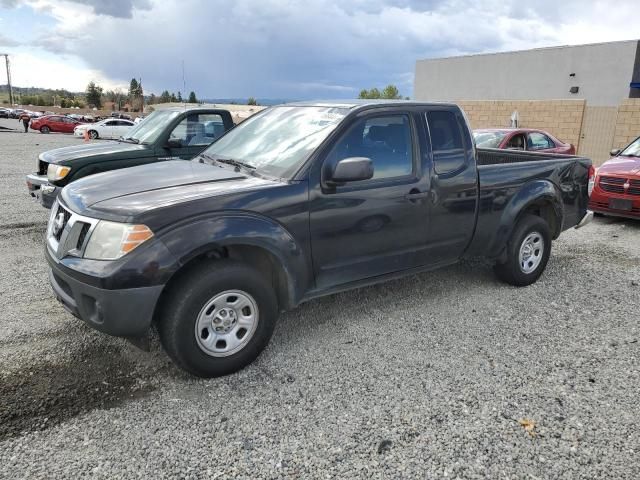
(466, 149), (591, 258)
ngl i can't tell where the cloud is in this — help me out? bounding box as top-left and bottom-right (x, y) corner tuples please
(0, 33), (20, 47)
(65, 0), (151, 18)
(5, 0), (640, 98)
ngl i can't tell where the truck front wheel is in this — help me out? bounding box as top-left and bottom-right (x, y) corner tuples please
(493, 214), (551, 286)
(157, 260), (278, 377)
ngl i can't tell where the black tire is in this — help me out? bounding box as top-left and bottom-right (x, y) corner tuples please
(40, 125), (50, 134)
(157, 260), (278, 377)
(493, 214), (551, 286)
(89, 130), (99, 139)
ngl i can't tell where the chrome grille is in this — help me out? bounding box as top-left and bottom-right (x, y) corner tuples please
(47, 201), (99, 260)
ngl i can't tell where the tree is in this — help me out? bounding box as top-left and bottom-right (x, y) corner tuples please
(358, 85), (402, 100)
(149, 93), (157, 104)
(159, 90), (171, 103)
(170, 92), (178, 102)
(358, 87), (381, 99)
(247, 97), (257, 106)
(177, 91), (182, 102)
(85, 81), (103, 108)
(381, 84), (401, 99)
(188, 91), (197, 103)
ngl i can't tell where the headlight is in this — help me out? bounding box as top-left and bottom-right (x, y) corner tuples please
(84, 221), (154, 260)
(47, 164), (71, 182)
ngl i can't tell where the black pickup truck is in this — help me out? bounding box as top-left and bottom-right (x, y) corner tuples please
(44, 100), (593, 377)
(26, 107), (235, 208)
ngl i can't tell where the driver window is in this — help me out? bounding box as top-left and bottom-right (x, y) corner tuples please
(169, 114), (223, 147)
(325, 114), (413, 180)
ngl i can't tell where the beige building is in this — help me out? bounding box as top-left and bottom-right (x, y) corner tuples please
(414, 40), (640, 165)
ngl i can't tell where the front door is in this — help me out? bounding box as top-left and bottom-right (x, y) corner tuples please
(309, 111), (431, 290)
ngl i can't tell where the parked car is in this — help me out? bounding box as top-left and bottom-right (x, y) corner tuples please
(473, 128), (575, 154)
(26, 107), (234, 207)
(30, 115), (81, 134)
(0, 108), (9, 118)
(588, 136), (640, 219)
(74, 118), (135, 139)
(9, 108), (26, 119)
(42, 100), (593, 377)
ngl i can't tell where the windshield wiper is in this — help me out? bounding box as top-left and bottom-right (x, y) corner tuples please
(119, 136), (140, 144)
(216, 158), (256, 170)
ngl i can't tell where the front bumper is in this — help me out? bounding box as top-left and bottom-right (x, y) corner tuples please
(26, 174), (58, 209)
(47, 250), (164, 338)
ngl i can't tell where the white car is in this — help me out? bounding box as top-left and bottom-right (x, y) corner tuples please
(74, 119), (135, 139)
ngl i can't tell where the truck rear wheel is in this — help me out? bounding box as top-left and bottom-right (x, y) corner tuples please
(157, 260), (278, 377)
(493, 214), (551, 286)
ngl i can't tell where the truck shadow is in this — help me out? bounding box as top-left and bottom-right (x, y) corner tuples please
(0, 338), (156, 441)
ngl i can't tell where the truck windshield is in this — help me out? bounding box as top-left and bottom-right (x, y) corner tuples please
(473, 131), (507, 149)
(123, 110), (181, 144)
(202, 106), (349, 178)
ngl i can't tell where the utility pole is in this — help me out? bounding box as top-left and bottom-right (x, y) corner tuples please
(1, 54), (13, 105)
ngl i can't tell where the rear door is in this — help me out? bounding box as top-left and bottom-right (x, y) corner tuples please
(309, 108), (432, 289)
(113, 120), (133, 138)
(422, 107), (479, 263)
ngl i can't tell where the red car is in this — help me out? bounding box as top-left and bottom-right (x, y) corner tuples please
(588, 136), (640, 220)
(30, 115), (81, 134)
(473, 128), (575, 154)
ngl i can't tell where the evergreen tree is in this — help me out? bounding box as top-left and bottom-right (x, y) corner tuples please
(188, 91), (197, 103)
(85, 81), (103, 108)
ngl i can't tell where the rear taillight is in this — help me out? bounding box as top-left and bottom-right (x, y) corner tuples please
(588, 165), (596, 196)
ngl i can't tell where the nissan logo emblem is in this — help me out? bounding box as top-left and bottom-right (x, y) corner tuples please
(52, 212), (65, 236)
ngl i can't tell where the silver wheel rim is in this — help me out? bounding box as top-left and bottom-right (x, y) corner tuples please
(519, 231), (544, 274)
(194, 289), (259, 357)
(90, 131), (98, 139)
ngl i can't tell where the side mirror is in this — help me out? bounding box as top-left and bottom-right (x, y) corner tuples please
(328, 157), (374, 185)
(166, 138), (183, 149)
(610, 148), (621, 157)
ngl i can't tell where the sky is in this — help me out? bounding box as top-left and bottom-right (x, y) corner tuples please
(0, 0), (639, 100)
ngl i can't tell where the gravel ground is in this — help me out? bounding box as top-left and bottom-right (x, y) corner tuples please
(0, 118), (639, 479)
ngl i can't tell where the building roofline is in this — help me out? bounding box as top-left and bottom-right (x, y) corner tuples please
(417, 38), (640, 63)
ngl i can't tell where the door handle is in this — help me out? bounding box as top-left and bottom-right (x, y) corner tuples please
(405, 189), (430, 201)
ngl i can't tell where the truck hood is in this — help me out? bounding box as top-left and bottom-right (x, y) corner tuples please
(598, 155), (640, 176)
(40, 141), (149, 165)
(61, 160), (278, 219)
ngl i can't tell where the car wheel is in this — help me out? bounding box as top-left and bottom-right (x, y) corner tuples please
(89, 130), (99, 139)
(40, 126), (50, 134)
(493, 214), (551, 286)
(157, 260), (278, 378)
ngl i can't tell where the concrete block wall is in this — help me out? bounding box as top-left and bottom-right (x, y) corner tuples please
(613, 99), (640, 149)
(457, 100), (586, 148)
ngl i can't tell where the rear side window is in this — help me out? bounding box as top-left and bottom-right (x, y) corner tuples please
(427, 110), (466, 174)
(527, 132), (553, 150)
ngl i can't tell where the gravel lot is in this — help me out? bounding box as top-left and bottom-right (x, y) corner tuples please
(0, 118), (639, 479)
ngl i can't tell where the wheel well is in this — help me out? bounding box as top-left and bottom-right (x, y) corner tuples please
(153, 244), (291, 325)
(520, 200), (561, 238)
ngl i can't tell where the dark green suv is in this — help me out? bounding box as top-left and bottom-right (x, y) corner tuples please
(26, 107), (234, 208)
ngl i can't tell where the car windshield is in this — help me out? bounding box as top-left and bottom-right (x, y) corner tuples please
(620, 137), (640, 157)
(123, 109), (182, 144)
(202, 106), (349, 178)
(473, 131), (508, 148)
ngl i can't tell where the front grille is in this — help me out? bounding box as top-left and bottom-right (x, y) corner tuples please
(599, 176), (640, 196)
(38, 160), (48, 176)
(599, 176), (625, 194)
(76, 222), (91, 250)
(53, 204), (72, 241)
